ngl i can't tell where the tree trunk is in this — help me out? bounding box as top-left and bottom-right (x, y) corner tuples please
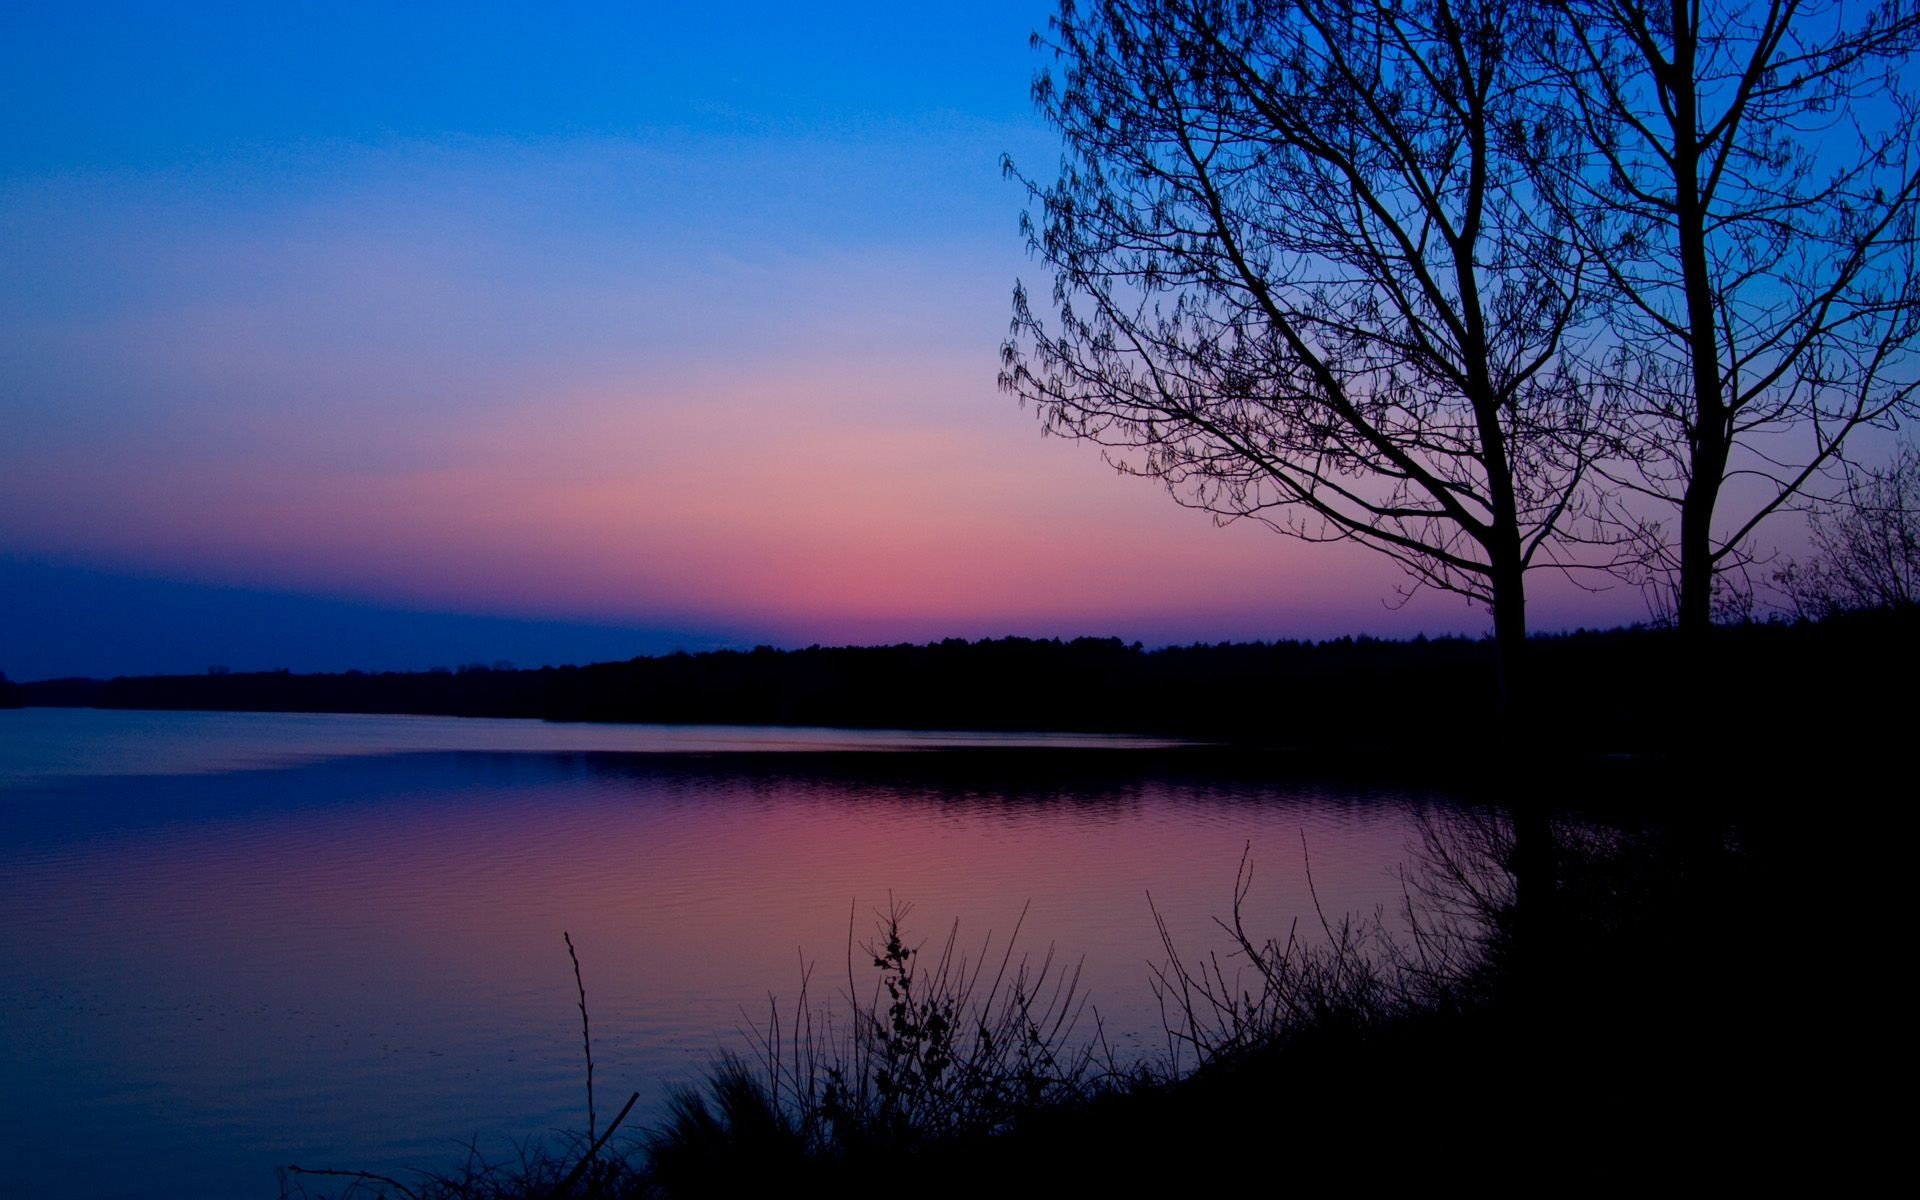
(1489, 551), (1529, 717)
(1669, 0), (1726, 641)
(1489, 539), (1554, 976)
(1677, 439), (1728, 636)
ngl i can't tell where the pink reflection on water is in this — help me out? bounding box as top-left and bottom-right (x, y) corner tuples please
(0, 713), (1443, 1197)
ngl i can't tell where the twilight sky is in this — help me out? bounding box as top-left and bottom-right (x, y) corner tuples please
(1, 1), (1646, 680)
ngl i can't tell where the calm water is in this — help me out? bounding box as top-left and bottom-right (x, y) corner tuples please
(0, 709), (1448, 1198)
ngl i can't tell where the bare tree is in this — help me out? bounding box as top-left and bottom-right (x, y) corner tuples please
(1529, 0), (1920, 635)
(1775, 441), (1920, 614)
(1000, 0), (1610, 709)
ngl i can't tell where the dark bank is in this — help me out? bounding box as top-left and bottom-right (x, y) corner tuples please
(15, 608), (1915, 760)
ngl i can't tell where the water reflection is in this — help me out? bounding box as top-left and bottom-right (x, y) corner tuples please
(0, 710), (1452, 1199)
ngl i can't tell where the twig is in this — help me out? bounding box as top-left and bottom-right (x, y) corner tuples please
(563, 932), (597, 1153)
(1301, 829), (1337, 949)
(283, 1165), (421, 1200)
(551, 1090), (639, 1199)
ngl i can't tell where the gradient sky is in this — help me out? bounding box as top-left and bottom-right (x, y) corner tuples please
(0, 1), (1652, 680)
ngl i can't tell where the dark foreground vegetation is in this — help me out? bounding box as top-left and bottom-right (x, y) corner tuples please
(278, 746), (1867, 1199)
(16, 607), (1917, 753)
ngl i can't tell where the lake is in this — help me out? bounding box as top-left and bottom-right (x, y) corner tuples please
(0, 708), (1455, 1198)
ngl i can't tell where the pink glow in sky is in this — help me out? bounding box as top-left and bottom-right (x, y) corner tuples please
(0, 7), (1650, 675)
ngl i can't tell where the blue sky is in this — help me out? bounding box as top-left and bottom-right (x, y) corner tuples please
(0, 2), (1653, 680)
(3, 4), (1042, 165)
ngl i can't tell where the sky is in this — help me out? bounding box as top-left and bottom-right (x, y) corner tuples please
(0, 1), (1650, 681)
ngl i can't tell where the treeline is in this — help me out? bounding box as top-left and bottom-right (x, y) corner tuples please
(14, 607), (1914, 750)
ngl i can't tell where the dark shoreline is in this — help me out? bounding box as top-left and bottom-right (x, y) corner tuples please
(10, 608), (1913, 760)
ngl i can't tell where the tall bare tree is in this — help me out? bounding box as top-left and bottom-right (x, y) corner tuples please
(1000, 0), (1608, 709)
(1530, 0), (1920, 634)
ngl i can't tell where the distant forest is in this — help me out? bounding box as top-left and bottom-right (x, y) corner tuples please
(7, 608), (1911, 752)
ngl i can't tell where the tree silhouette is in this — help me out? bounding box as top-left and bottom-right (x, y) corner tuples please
(1528, 0), (1920, 633)
(1001, 0), (1611, 708)
(1775, 442), (1920, 615)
